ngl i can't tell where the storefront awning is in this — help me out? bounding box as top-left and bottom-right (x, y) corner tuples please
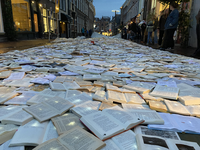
(61, 13), (72, 23)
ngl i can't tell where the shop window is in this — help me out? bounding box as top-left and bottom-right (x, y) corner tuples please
(11, 0), (32, 32)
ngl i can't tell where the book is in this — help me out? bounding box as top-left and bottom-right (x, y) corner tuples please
(93, 81), (105, 87)
(0, 71), (11, 79)
(65, 90), (82, 98)
(51, 113), (85, 135)
(0, 92), (18, 104)
(71, 101), (101, 117)
(136, 134), (200, 150)
(101, 130), (137, 150)
(30, 78), (50, 84)
(65, 93), (93, 105)
(186, 105), (200, 117)
(0, 140), (24, 150)
(164, 100), (191, 116)
(150, 85), (179, 100)
(49, 82), (66, 91)
(99, 102), (117, 111)
(0, 87), (16, 93)
(24, 97), (74, 122)
(40, 89), (65, 97)
(80, 106), (144, 140)
(122, 104), (151, 110)
(124, 93), (146, 104)
(5, 78), (34, 87)
(123, 82), (155, 94)
(26, 94), (53, 105)
(32, 127), (106, 150)
(179, 95), (200, 106)
(53, 76), (66, 83)
(92, 90), (111, 103)
(0, 124), (19, 145)
(107, 91), (126, 103)
(141, 93), (164, 101)
(0, 106), (26, 121)
(4, 72), (25, 81)
(149, 101), (168, 113)
(9, 120), (58, 146)
(75, 80), (93, 87)
(126, 109), (164, 124)
(5, 92), (37, 105)
(134, 126), (180, 140)
(83, 74), (101, 80)
(1, 110), (33, 126)
(148, 113), (200, 134)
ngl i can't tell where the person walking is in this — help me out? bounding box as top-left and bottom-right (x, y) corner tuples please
(191, 10), (200, 57)
(153, 17), (159, 46)
(89, 29), (92, 37)
(146, 21), (154, 45)
(81, 27), (85, 36)
(141, 21), (146, 42)
(160, 2), (179, 50)
(158, 12), (167, 46)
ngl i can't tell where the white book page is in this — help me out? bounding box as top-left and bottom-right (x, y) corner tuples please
(9, 120), (49, 146)
(112, 130), (137, 150)
(66, 93), (92, 105)
(103, 106), (142, 129)
(42, 121), (58, 142)
(185, 105), (200, 117)
(122, 104), (151, 110)
(4, 72), (25, 81)
(124, 93), (146, 104)
(80, 111), (124, 140)
(128, 110), (164, 124)
(0, 124), (19, 135)
(49, 82), (66, 91)
(0, 92), (18, 104)
(26, 94), (52, 105)
(101, 139), (120, 150)
(65, 90), (82, 98)
(58, 127), (105, 150)
(150, 85), (179, 100)
(0, 140), (24, 150)
(148, 113), (181, 131)
(0, 106), (25, 121)
(63, 81), (80, 90)
(71, 101), (100, 117)
(172, 114), (200, 133)
(2, 110), (33, 125)
(43, 97), (74, 115)
(5, 92), (37, 105)
(23, 103), (58, 122)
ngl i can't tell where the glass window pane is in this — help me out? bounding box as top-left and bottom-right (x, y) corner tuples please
(43, 17), (47, 32)
(11, 0), (32, 32)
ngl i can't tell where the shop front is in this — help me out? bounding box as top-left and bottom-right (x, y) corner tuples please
(59, 13), (72, 38)
(0, 0), (4, 34)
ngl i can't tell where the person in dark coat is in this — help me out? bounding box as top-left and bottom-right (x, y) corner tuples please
(160, 2), (179, 50)
(89, 29), (92, 37)
(141, 21), (147, 42)
(191, 10), (200, 57)
(158, 12), (167, 45)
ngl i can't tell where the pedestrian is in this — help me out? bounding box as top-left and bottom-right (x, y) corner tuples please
(158, 12), (167, 46)
(191, 9), (200, 57)
(127, 22), (131, 40)
(146, 21), (154, 45)
(89, 29), (92, 37)
(153, 17), (159, 46)
(160, 2), (179, 50)
(86, 30), (89, 38)
(81, 27), (85, 36)
(136, 23), (141, 42)
(141, 21), (147, 43)
(123, 27), (127, 39)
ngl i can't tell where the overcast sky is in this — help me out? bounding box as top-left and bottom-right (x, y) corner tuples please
(93, 0), (125, 18)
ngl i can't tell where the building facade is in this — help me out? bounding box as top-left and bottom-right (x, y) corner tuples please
(0, 0), (4, 35)
(95, 16), (110, 33)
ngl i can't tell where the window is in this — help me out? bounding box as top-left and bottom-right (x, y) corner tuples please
(63, 0), (66, 11)
(43, 8), (47, 32)
(11, 0), (32, 32)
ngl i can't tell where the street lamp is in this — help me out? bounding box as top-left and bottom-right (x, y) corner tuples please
(112, 10), (119, 35)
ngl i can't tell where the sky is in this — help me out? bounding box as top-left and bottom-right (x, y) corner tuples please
(93, 0), (126, 18)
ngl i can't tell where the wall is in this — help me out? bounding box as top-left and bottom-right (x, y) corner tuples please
(189, 0), (200, 48)
(0, 0), (4, 33)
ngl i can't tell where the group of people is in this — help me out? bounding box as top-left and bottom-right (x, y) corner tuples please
(122, 2), (179, 51)
(81, 27), (93, 38)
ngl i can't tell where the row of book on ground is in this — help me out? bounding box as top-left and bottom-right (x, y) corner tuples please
(0, 37), (200, 149)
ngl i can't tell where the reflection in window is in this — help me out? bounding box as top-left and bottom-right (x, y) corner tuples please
(11, 0), (32, 32)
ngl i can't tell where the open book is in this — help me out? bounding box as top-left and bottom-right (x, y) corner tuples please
(32, 127), (106, 150)
(51, 113), (85, 135)
(0, 140), (24, 150)
(134, 126), (180, 140)
(136, 134), (200, 150)
(1, 110), (33, 126)
(101, 130), (137, 150)
(23, 97), (74, 122)
(0, 92), (18, 104)
(80, 106), (144, 140)
(148, 113), (200, 134)
(9, 120), (58, 146)
(0, 124), (19, 145)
